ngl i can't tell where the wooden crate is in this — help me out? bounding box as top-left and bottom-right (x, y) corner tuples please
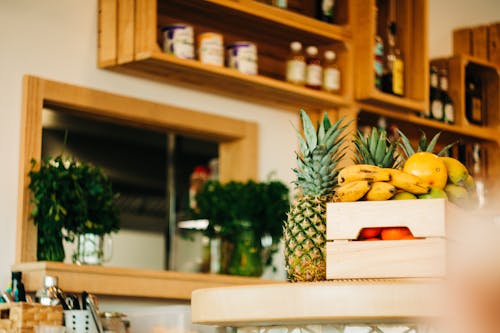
(488, 23), (500, 65)
(326, 199), (450, 279)
(0, 303), (63, 332)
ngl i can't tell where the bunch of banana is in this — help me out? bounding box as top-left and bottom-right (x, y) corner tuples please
(440, 157), (477, 208)
(333, 165), (429, 202)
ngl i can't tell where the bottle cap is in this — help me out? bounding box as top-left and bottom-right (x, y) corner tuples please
(306, 46), (318, 56)
(324, 50), (336, 60)
(290, 41), (302, 51)
(11, 272), (22, 280)
(44, 275), (58, 288)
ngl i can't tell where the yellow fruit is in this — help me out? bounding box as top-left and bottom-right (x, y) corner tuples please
(387, 169), (430, 195)
(403, 152), (448, 189)
(445, 184), (469, 207)
(418, 187), (448, 200)
(365, 182), (397, 201)
(464, 174), (476, 192)
(333, 180), (371, 202)
(439, 157), (469, 186)
(338, 164), (391, 184)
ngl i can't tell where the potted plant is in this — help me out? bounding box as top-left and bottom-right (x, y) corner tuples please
(29, 156), (119, 263)
(195, 180), (289, 276)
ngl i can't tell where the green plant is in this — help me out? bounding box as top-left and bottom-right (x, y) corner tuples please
(29, 156), (119, 261)
(195, 180), (289, 242)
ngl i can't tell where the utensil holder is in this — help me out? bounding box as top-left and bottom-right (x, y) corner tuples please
(64, 310), (98, 333)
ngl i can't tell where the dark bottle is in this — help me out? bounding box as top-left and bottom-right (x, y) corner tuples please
(374, 35), (384, 90)
(11, 272), (26, 302)
(382, 22), (404, 96)
(428, 66), (442, 120)
(440, 68), (454, 124)
(466, 72), (484, 125)
(316, 0), (334, 23)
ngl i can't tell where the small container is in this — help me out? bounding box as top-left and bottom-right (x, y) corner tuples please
(161, 24), (194, 59)
(227, 42), (258, 75)
(101, 312), (127, 333)
(197, 32), (224, 66)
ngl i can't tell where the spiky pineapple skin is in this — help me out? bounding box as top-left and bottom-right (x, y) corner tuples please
(284, 195), (328, 282)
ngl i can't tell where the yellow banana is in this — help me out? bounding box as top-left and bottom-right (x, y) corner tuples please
(387, 169), (430, 195)
(439, 157), (469, 186)
(333, 180), (371, 202)
(365, 182), (397, 201)
(338, 164), (391, 184)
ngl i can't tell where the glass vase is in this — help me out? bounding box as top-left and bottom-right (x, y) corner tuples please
(72, 233), (112, 265)
(227, 223), (263, 277)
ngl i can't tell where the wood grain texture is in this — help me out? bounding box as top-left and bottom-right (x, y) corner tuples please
(453, 27), (472, 56)
(326, 199), (447, 240)
(117, 0), (135, 64)
(17, 75), (259, 262)
(327, 238), (446, 279)
(488, 23), (500, 65)
(11, 262), (276, 300)
(472, 25), (489, 60)
(134, 0), (157, 60)
(98, 0), (117, 67)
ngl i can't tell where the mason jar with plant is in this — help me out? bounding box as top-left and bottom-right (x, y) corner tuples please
(195, 180), (289, 276)
(29, 155), (119, 263)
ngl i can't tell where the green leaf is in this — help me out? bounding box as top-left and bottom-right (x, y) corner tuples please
(426, 132), (441, 153)
(300, 109), (317, 152)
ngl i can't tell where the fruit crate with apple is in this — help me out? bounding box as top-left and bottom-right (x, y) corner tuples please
(325, 198), (460, 280)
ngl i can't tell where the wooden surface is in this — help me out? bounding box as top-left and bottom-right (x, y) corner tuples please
(97, 0), (117, 67)
(453, 27), (472, 56)
(326, 199), (447, 240)
(327, 239), (446, 279)
(472, 26), (489, 60)
(16, 75), (258, 262)
(191, 280), (444, 326)
(488, 23), (500, 64)
(11, 262), (276, 301)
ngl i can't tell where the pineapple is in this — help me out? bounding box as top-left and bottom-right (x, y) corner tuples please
(398, 130), (455, 160)
(353, 127), (399, 168)
(284, 110), (348, 282)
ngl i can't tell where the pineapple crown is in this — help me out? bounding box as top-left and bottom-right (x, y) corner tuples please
(293, 109), (348, 197)
(398, 129), (455, 160)
(354, 127), (399, 168)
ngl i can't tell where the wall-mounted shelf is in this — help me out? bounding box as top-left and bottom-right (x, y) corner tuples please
(99, 0), (354, 111)
(12, 262), (277, 300)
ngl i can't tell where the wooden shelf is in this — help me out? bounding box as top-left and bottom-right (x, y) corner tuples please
(117, 51), (351, 111)
(12, 262), (278, 301)
(191, 280), (444, 326)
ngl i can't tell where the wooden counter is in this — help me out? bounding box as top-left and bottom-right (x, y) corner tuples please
(12, 262), (278, 301)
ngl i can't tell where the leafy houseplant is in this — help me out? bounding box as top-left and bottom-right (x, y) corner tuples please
(29, 156), (119, 262)
(195, 180), (289, 276)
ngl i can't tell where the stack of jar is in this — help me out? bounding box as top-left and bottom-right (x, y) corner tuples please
(286, 41), (341, 94)
(161, 24), (258, 75)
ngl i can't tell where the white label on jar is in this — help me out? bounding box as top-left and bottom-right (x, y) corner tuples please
(199, 35), (223, 66)
(431, 99), (443, 120)
(286, 60), (305, 84)
(306, 64), (322, 87)
(444, 103), (454, 123)
(164, 26), (194, 59)
(323, 68), (340, 92)
(228, 45), (257, 75)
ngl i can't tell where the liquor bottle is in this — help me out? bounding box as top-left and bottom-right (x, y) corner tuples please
(466, 71), (484, 125)
(374, 35), (384, 90)
(272, 0), (287, 9)
(440, 68), (454, 124)
(316, 0), (334, 23)
(35, 276), (62, 306)
(322, 50), (340, 93)
(382, 22), (404, 96)
(305, 46), (322, 90)
(429, 66), (443, 121)
(286, 41), (306, 85)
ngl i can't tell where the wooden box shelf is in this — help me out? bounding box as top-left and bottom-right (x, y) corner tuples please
(99, 0), (353, 111)
(352, 0), (428, 112)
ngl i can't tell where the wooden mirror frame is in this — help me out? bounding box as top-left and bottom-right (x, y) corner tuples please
(16, 75), (258, 263)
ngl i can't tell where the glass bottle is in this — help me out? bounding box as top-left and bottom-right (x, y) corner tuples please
(466, 71), (484, 125)
(305, 46), (322, 90)
(440, 68), (454, 124)
(272, 0), (287, 9)
(286, 41), (306, 85)
(374, 35), (384, 90)
(316, 0), (334, 23)
(35, 275), (62, 306)
(430, 66), (443, 121)
(322, 50), (340, 93)
(382, 22), (404, 96)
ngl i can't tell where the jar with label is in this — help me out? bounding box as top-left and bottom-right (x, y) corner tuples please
(161, 24), (194, 59)
(305, 46), (322, 89)
(286, 41), (305, 85)
(227, 42), (258, 75)
(198, 32), (224, 66)
(322, 50), (340, 93)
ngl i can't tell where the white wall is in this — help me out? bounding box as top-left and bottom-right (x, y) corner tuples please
(2, 0), (500, 288)
(0, 0), (297, 287)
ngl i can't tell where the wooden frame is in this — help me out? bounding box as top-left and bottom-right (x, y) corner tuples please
(16, 75), (258, 263)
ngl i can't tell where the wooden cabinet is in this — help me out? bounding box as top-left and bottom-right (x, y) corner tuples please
(99, 0), (354, 111)
(352, 0), (428, 112)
